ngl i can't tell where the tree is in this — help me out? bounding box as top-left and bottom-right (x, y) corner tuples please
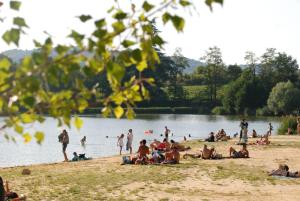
(222, 69), (266, 114)
(167, 47), (188, 101)
(244, 51), (258, 76)
(0, 0), (224, 143)
(267, 81), (300, 115)
(226, 64), (242, 82)
(200, 46), (225, 105)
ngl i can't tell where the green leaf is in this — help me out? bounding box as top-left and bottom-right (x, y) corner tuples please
(132, 49), (142, 62)
(142, 1), (154, 12)
(74, 116), (83, 130)
(137, 60), (147, 72)
(179, 0), (191, 6)
(112, 21), (125, 33)
(10, 1), (21, 10)
(107, 62), (125, 82)
(13, 17), (28, 27)
(171, 15), (185, 32)
(2, 28), (20, 46)
(102, 107), (112, 117)
(78, 15), (92, 22)
(95, 19), (106, 28)
(14, 124), (23, 134)
(23, 133), (32, 143)
(162, 12), (171, 24)
(69, 30), (84, 46)
(22, 96), (35, 108)
(78, 99), (88, 113)
(205, 0), (223, 10)
(113, 10), (127, 20)
(126, 107), (135, 119)
(20, 113), (35, 123)
(34, 131), (44, 144)
(122, 40), (135, 48)
(114, 106), (124, 119)
(0, 58), (11, 70)
(153, 35), (165, 47)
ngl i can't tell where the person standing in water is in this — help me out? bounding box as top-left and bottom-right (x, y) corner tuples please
(117, 134), (125, 155)
(164, 126), (170, 140)
(59, 129), (69, 162)
(80, 136), (86, 147)
(126, 129), (133, 154)
(268, 123), (273, 136)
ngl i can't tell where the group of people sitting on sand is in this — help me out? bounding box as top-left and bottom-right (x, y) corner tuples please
(205, 129), (231, 142)
(0, 177), (26, 201)
(122, 138), (190, 165)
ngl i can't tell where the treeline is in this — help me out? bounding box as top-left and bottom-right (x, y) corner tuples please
(1, 46), (299, 116)
(182, 47), (300, 115)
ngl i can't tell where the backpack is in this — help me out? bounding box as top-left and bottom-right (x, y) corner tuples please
(58, 133), (63, 143)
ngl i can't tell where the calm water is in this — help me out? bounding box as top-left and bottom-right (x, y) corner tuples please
(0, 114), (280, 167)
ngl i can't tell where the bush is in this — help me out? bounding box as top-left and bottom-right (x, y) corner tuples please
(256, 106), (272, 116)
(211, 106), (228, 115)
(277, 116), (297, 135)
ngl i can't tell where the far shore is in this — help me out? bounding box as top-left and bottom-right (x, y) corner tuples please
(1, 135), (300, 201)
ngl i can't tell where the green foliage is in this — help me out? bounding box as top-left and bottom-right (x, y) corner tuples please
(267, 81), (300, 115)
(256, 106), (272, 116)
(222, 69), (266, 114)
(10, 1), (21, 10)
(211, 106), (228, 115)
(0, 0), (224, 143)
(277, 116), (297, 135)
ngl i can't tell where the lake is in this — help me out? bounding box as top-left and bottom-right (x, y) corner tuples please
(0, 114), (280, 167)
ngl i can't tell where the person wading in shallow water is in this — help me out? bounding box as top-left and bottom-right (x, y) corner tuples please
(164, 126), (170, 140)
(59, 129), (69, 162)
(126, 129), (133, 154)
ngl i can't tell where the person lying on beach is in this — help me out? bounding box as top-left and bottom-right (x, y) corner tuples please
(150, 139), (161, 151)
(162, 147), (180, 164)
(205, 132), (215, 142)
(156, 138), (171, 152)
(170, 140), (191, 151)
(135, 139), (150, 165)
(268, 164), (300, 178)
(229, 144), (249, 158)
(0, 177), (26, 201)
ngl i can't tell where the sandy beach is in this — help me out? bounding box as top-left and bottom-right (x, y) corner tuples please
(1, 135), (300, 201)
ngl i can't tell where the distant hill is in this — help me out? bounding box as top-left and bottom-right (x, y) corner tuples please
(1, 49), (245, 74)
(1, 49), (35, 63)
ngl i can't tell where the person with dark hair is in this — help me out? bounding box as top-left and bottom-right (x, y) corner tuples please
(164, 126), (170, 140)
(58, 129), (69, 162)
(269, 164), (300, 177)
(126, 129), (133, 154)
(0, 177), (26, 201)
(156, 138), (170, 152)
(205, 132), (215, 142)
(135, 139), (150, 164)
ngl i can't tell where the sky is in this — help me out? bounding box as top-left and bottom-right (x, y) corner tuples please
(0, 0), (300, 64)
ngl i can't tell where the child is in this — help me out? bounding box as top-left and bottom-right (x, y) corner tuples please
(117, 134), (125, 155)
